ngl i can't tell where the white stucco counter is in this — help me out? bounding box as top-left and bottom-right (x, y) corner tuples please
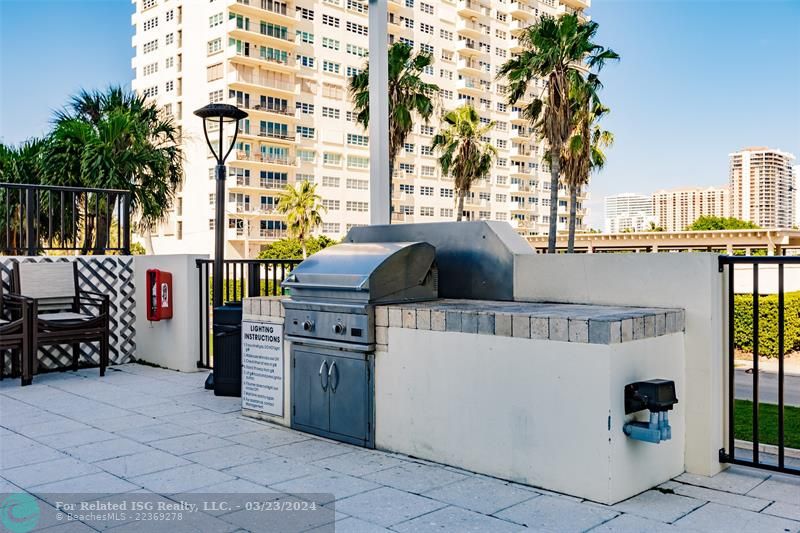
(244, 296), (687, 505)
(373, 299), (686, 505)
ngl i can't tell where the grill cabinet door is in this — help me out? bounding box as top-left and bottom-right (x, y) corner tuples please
(329, 356), (369, 442)
(292, 349), (330, 432)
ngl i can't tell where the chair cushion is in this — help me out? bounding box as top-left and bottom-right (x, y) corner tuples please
(38, 312), (94, 322)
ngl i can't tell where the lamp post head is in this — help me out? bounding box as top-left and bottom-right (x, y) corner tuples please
(194, 103), (248, 164)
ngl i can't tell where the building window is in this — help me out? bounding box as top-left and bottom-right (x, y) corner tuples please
(143, 62), (158, 76)
(347, 0), (367, 14)
(165, 56), (174, 68)
(296, 126), (315, 139)
(346, 201), (369, 212)
(322, 61), (340, 74)
(440, 208), (453, 218)
(440, 188), (453, 198)
(322, 14), (340, 27)
(322, 107), (340, 119)
(209, 90), (223, 103)
(420, 206), (434, 216)
(209, 13), (224, 27)
(297, 31), (314, 44)
(323, 153), (341, 166)
(420, 186), (434, 196)
(142, 86), (158, 98)
(347, 43), (368, 57)
(143, 17), (158, 32)
(207, 38), (222, 55)
(143, 39), (159, 54)
(142, 0), (157, 9)
(421, 165), (435, 177)
(207, 63), (223, 81)
(165, 32), (174, 45)
(347, 155), (369, 169)
(322, 176), (340, 187)
(322, 223), (340, 233)
(346, 178), (368, 190)
(322, 37), (340, 50)
(296, 102), (314, 114)
(399, 184), (414, 194)
(297, 7), (314, 20)
(298, 55), (315, 68)
(346, 21), (368, 36)
(347, 134), (369, 147)
(165, 80), (174, 92)
(322, 199), (340, 210)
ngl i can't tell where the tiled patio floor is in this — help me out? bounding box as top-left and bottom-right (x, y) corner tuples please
(1, 364), (798, 532)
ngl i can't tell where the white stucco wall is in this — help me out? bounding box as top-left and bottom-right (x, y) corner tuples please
(133, 254), (207, 372)
(375, 327), (685, 504)
(513, 253), (725, 477)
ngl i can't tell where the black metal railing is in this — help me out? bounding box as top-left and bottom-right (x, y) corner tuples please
(719, 255), (800, 475)
(196, 258), (301, 368)
(1, 183), (132, 255)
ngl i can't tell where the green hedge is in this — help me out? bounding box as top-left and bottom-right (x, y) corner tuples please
(208, 279), (284, 304)
(734, 291), (800, 358)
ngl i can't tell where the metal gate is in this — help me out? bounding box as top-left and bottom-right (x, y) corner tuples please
(196, 258), (300, 369)
(718, 255), (800, 475)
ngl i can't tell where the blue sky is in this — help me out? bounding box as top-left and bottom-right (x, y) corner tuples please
(1, 0), (798, 227)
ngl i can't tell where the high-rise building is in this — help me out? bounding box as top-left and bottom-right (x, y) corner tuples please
(652, 186), (729, 232)
(131, 0), (590, 258)
(603, 193), (655, 233)
(729, 147), (796, 229)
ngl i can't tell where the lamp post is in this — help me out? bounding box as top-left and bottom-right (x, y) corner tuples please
(194, 103), (248, 309)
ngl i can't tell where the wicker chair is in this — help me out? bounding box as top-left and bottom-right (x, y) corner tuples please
(0, 283), (30, 386)
(12, 262), (110, 384)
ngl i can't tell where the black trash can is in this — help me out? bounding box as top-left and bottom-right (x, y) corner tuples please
(213, 301), (242, 397)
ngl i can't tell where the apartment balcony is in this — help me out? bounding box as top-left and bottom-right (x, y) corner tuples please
(227, 70), (296, 96)
(510, 18), (529, 36)
(228, 18), (296, 50)
(228, 0), (295, 26)
(456, 19), (487, 39)
(456, 0), (484, 18)
(232, 150), (295, 168)
(560, 0), (591, 11)
(230, 99), (297, 121)
(509, 0), (535, 20)
(510, 128), (532, 142)
(456, 77), (484, 97)
(227, 46), (298, 75)
(455, 39), (487, 59)
(237, 128), (295, 145)
(510, 109), (528, 125)
(391, 212), (415, 223)
(511, 202), (527, 211)
(456, 58), (488, 78)
(510, 145), (534, 160)
(509, 182), (531, 193)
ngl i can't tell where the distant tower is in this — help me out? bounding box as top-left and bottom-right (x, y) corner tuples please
(729, 147), (796, 228)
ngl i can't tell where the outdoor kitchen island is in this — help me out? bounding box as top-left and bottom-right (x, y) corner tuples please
(243, 295), (686, 506)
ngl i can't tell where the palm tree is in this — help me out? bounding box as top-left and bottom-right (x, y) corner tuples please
(276, 180), (325, 259)
(349, 42), (439, 212)
(562, 73), (613, 252)
(431, 105), (497, 221)
(498, 13), (618, 253)
(43, 87), (183, 253)
(0, 139), (48, 252)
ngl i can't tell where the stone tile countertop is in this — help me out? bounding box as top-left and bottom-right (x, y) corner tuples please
(376, 299), (685, 345)
(245, 296), (685, 345)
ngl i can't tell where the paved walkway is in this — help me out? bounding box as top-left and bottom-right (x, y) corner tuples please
(1, 364), (799, 532)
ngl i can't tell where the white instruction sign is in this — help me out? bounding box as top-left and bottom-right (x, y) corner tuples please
(241, 321), (284, 416)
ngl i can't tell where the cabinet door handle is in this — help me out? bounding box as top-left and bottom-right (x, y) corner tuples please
(329, 361), (339, 392)
(318, 360), (328, 391)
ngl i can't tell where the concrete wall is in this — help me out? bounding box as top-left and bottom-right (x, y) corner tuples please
(733, 264), (800, 294)
(514, 253), (726, 477)
(376, 328), (685, 504)
(133, 254), (207, 372)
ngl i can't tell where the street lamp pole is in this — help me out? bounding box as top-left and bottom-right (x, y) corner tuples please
(194, 103), (248, 309)
(368, 0), (390, 225)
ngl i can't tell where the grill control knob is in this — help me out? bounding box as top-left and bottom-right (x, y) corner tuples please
(302, 320), (314, 331)
(333, 323), (345, 335)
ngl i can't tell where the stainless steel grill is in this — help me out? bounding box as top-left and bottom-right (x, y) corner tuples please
(281, 241), (437, 447)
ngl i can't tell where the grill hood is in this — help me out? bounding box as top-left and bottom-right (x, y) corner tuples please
(282, 242), (437, 304)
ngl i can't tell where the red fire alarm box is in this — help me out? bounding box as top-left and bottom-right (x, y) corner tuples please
(146, 269), (173, 321)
